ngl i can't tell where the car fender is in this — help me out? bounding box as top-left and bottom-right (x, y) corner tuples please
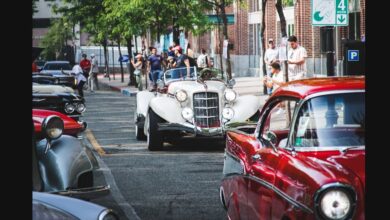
(136, 91), (155, 117)
(230, 95), (262, 123)
(148, 97), (185, 124)
(36, 135), (96, 192)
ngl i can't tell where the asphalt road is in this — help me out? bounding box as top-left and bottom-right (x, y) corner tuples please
(82, 89), (227, 220)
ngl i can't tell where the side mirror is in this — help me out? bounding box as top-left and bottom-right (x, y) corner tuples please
(228, 78), (236, 88)
(264, 131), (278, 152)
(41, 116), (64, 153)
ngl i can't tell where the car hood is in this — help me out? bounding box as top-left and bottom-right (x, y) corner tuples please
(167, 80), (226, 95)
(33, 109), (81, 136)
(33, 84), (74, 94)
(33, 192), (106, 219)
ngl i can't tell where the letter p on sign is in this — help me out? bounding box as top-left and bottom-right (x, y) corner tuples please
(348, 50), (359, 61)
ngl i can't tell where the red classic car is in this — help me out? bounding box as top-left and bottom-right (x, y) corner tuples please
(220, 77), (365, 220)
(33, 109), (86, 139)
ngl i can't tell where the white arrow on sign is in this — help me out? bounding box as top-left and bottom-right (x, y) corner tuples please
(336, 14), (347, 24)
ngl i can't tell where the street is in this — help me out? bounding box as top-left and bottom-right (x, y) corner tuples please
(83, 89), (226, 220)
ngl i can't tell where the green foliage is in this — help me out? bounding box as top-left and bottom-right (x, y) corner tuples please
(282, 0), (294, 7)
(40, 18), (73, 60)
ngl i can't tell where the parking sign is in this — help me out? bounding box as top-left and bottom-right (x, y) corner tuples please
(312, 0), (348, 26)
(348, 50), (359, 61)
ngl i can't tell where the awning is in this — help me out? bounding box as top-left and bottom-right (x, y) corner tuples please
(207, 14), (235, 25)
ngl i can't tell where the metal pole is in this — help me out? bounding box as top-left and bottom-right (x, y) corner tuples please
(335, 27), (339, 76)
(325, 26), (335, 76)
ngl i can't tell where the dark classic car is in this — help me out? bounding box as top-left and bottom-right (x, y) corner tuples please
(32, 88), (86, 120)
(33, 192), (118, 220)
(32, 113), (109, 198)
(36, 61), (77, 88)
(220, 77), (365, 220)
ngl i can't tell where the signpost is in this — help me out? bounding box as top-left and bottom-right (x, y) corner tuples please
(312, 0), (348, 26)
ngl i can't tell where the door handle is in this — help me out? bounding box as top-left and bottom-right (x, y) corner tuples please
(252, 154), (262, 162)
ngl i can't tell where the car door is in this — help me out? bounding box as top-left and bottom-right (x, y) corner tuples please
(246, 98), (298, 220)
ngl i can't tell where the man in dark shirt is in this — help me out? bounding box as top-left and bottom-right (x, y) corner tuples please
(172, 46), (191, 79)
(147, 47), (162, 91)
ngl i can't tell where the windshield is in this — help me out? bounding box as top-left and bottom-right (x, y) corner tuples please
(43, 63), (72, 71)
(163, 67), (225, 84)
(291, 92), (365, 147)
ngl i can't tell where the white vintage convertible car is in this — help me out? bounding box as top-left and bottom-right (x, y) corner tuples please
(135, 67), (262, 151)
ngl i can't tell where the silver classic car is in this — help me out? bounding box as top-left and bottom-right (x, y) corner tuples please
(135, 67), (262, 151)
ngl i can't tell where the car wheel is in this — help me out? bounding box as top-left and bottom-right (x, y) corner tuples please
(135, 112), (146, 140)
(147, 109), (163, 151)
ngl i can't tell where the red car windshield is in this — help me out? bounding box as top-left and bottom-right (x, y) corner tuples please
(292, 92), (365, 147)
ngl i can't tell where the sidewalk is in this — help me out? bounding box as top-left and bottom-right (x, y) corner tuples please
(97, 73), (267, 101)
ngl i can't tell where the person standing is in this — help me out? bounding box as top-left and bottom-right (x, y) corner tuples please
(264, 38), (279, 94)
(196, 48), (210, 72)
(71, 64), (87, 97)
(172, 46), (191, 79)
(79, 53), (91, 80)
(147, 47), (163, 91)
(88, 53), (99, 92)
(131, 54), (143, 91)
(287, 35), (307, 81)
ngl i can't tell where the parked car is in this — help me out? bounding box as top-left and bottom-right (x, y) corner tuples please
(32, 88), (86, 120)
(33, 192), (118, 220)
(219, 76), (365, 220)
(38, 61), (77, 88)
(32, 114), (109, 198)
(135, 67), (262, 151)
(33, 109), (87, 139)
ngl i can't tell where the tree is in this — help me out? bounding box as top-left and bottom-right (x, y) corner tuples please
(199, 0), (245, 80)
(40, 18), (73, 61)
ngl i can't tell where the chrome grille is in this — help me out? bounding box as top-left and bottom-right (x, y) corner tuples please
(193, 92), (220, 128)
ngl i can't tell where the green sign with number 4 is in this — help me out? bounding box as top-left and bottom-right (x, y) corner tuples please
(312, 0), (348, 26)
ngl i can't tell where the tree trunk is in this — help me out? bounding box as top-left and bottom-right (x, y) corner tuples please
(126, 37), (136, 86)
(134, 35), (138, 53)
(261, 0), (267, 94)
(216, 7), (224, 74)
(102, 38), (109, 78)
(117, 38), (125, 83)
(220, 0), (232, 80)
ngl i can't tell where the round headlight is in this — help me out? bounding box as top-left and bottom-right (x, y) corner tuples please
(320, 189), (352, 220)
(222, 107), (234, 120)
(181, 107), (194, 120)
(76, 103), (86, 113)
(175, 90), (188, 102)
(64, 103), (75, 113)
(224, 89), (237, 102)
(41, 116), (64, 140)
(99, 209), (119, 220)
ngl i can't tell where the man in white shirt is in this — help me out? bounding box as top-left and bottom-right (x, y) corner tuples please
(71, 64), (87, 97)
(263, 62), (284, 93)
(287, 35), (307, 81)
(264, 39), (279, 94)
(197, 48), (209, 71)
(88, 54), (99, 92)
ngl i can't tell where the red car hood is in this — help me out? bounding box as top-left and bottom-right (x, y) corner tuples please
(33, 109), (81, 137)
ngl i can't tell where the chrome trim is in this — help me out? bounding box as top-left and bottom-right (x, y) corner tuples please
(292, 146), (365, 152)
(222, 173), (313, 214)
(313, 182), (357, 220)
(285, 90), (365, 151)
(98, 209), (118, 220)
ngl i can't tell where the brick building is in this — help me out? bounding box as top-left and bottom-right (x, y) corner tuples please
(188, 0), (365, 77)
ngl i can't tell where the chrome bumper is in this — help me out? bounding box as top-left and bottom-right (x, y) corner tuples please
(158, 122), (224, 137)
(49, 185), (110, 200)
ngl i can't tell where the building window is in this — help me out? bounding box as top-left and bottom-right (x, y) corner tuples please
(33, 18), (51, 28)
(349, 0), (360, 12)
(349, 12), (361, 40)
